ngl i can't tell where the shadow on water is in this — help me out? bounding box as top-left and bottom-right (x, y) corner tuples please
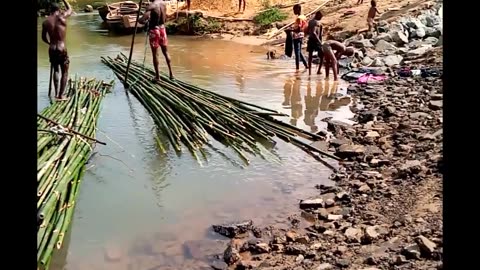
(39, 14), (356, 270)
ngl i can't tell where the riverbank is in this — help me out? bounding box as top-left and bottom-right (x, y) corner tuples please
(209, 4), (443, 270)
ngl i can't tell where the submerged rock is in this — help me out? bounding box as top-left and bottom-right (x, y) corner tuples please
(212, 220), (253, 238)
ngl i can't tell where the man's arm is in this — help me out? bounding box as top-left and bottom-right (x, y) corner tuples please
(41, 22), (50, 45)
(138, 10), (151, 24)
(62, 0), (73, 18)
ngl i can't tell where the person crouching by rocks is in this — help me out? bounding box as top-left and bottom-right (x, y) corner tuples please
(291, 4), (308, 70)
(321, 40), (354, 81)
(307, 11), (324, 76)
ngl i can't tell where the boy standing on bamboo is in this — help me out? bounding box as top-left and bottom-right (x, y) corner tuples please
(139, 0), (174, 81)
(41, 0), (72, 101)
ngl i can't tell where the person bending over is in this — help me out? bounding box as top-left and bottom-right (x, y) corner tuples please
(322, 40), (354, 81)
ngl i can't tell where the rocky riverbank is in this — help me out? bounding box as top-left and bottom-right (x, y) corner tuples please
(208, 5), (443, 270)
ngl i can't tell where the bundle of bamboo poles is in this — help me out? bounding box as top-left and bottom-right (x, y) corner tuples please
(102, 53), (339, 167)
(37, 77), (113, 269)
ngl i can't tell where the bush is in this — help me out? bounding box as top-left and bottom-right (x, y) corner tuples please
(253, 8), (288, 27)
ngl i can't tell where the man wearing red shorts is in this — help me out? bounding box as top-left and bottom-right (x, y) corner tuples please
(139, 0), (173, 81)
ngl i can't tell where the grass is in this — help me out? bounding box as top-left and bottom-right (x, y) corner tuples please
(253, 8), (288, 27)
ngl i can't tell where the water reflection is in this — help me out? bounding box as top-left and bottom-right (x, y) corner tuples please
(283, 77), (343, 128)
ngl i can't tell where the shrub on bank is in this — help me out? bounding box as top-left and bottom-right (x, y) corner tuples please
(253, 8), (288, 27)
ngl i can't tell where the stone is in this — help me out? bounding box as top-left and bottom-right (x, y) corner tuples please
(254, 242), (271, 254)
(84, 5), (94, 12)
(296, 254), (305, 263)
(373, 33), (392, 43)
(318, 208), (329, 220)
(403, 244), (421, 259)
(416, 235), (437, 256)
(394, 255), (408, 265)
(327, 120), (352, 132)
(383, 55), (403, 67)
(295, 235), (310, 245)
(410, 112), (430, 119)
(388, 22), (405, 33)
(211, 260), (228, 270)
(425, 27), (442, 38)
(300, 198), (325, 210)
(407, 45), (432, 58)
(425, 15), (441, 27)
(336, 258), (351, 268)
(351, 39), (374, 48)
(362, 56), (374, 66)
(375, 40), (397, 52)
(365, 145), (383, 155)
(327, 214), (343, 221)
(372, 58), (385, 67)
(390, 31), (409, 46)
(285, 244), (307, 255)
(310, 243), (322, 250)
(330, 138), (350, 147)
(430, 93), (443, 100)
(325, 198), (335, 207)
(336, 191), (350, 201)
(336, 145), (365, 158)
(286, 231), (298, 242)
(429, 100), (443, 110)
(358, 110), (378, 123)
(272, 243), (284, 252)
(400, 160), (422, 174)
(358, 184), (371, 193)
(363, 226), (385, 243)
(223, 244), (241, 265)
(212, 220), (253, 238)
(415, 27), (426, 38)
(405, 17), (426, 29)
(184, 240), (225, 260)
(317, 263), (334, 270)
(344, 228), (362, 243)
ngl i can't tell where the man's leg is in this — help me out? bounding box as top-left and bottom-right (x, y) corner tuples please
(308, 50), (313, 75)
(242, 0), (246, 12)
(58, 61), (70, 100)
(53, 64), (60, 98)
(160, 46), (173, 79)
(317, 49), (324, 74)
(151, 46), (160, 81)
(293, 39), (300, 70)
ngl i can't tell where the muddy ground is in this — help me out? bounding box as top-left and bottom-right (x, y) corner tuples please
(205, 3), (443, 270)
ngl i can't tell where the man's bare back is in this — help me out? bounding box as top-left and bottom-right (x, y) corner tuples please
(41, 1), (72, 100)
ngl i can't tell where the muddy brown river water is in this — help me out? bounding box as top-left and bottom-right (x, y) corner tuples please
(37, 13), (354, 270)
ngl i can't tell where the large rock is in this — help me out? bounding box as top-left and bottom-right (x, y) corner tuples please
(424, 37), (439, 46)
(362, 56), (374, 66)
(344, 228), (362, 243)
(223, 243), (241, 265)
(404, 17), (426, 30)
(416, 235), (437, 256)
(390, 31), (409, 46)
(388, 22), (405, 33)
(285, 244), (307, 255)
(424, 26), (442, 38)
(429, 100), (443, 110)
(84, 5), (94, 12)
(336, 145), (365, 158)
(383, 55), (403, 67)
(375, 40), (397, 53)
(415, 27), (426, 38)
(300, 198), (325, 210)
(371, 58), (385, 67)
(425, 14), (442, 27)
(373, 33), (392, 43)
(212, 220), (253, 238)
(351, 39), (374, 49)
(407, 45), (432, 58)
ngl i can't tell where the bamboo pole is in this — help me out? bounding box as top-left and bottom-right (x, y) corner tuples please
(124, 0), (144, 88)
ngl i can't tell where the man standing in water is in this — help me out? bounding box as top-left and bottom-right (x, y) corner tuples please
(139, 0), (174, 81)
(41, 0), (72, 101)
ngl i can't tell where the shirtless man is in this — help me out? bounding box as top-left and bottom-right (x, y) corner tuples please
(41, 0), (72, 101)
(139, 0), (173, 81)
(306, 11), (324, 76)
(321, 40), (354, 81)
(367, 0), (380, 32)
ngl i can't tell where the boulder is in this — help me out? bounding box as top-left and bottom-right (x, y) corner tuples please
(351, 39), (374, 49)
(425, 27), (442, 38)
(415, 27), (426, 38)
(375, 40), (397, 53)
(383, 55), (403, 67)
(407, 45), (432, 58)
(390, 31), (409, 46)
(212, 220), (253, 238)
(373, 33), (393, 43)
(84, 5), (94, 12)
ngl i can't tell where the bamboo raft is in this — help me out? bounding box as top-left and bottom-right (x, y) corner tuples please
(102, 54), (339, 168)
(37, 77), (113, 269)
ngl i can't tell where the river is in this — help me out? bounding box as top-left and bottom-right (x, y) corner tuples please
(38, 12), (354, 270)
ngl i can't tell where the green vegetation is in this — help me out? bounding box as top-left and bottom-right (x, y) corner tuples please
(253, 8), (288, 27)
(167, 14), (222, 35)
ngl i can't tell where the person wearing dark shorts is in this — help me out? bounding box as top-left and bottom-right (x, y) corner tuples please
(139, 0), (173, 81)
(306, 11), (324, 76)
(41, 0), (73, 101)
